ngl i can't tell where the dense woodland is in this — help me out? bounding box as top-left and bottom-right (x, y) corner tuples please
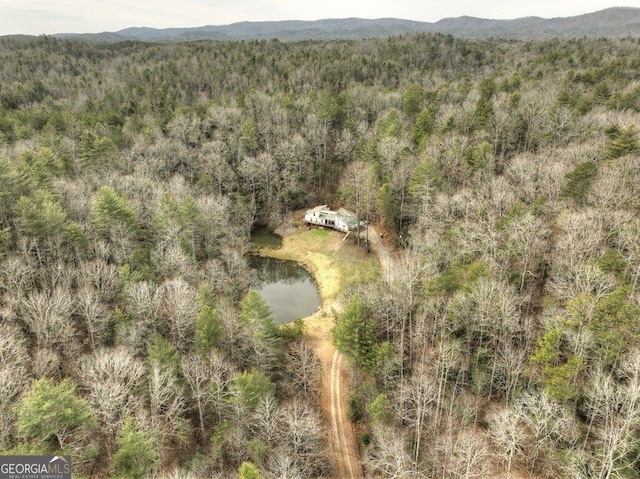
(2, 32), (640, 478)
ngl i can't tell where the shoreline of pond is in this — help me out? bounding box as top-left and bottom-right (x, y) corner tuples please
(247, 254), (321, 324)
(255, 236), (341, 318)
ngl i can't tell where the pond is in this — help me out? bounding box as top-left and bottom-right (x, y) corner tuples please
(248, 255), (321, 324)
(249, 226), (283, 249)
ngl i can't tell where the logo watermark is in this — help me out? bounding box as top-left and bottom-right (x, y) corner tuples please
(0, 456), (71, 479)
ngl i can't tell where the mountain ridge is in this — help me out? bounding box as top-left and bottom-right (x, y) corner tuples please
(44, 7), (640, 43)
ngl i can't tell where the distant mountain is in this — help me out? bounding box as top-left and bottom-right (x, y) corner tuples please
(50, 7), (640, 43)
(53, 18), (433, 43)
(430, 7), (640, 39)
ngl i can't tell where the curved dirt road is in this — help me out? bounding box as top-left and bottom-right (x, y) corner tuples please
(325, 225), (396, 479)
(260, 225), (395, 479)
(306, 317), (361, 479)
(330, 350), (356, 478)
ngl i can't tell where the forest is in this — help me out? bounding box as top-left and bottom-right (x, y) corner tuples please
(1, 31), (640, 478)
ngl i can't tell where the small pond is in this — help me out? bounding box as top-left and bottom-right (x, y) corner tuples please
(250, 226), (283, 249)
(248, 255), (321, 324)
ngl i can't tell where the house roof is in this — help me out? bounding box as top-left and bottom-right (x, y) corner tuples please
(306, 206), (362, 230)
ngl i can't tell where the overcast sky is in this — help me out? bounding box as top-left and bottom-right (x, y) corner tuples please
(0, 0), (630, 36)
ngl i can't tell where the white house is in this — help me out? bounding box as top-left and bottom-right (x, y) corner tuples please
(304, 205), (362, 233)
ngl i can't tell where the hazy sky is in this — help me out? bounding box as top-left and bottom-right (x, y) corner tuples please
(0, 0), (630, 35)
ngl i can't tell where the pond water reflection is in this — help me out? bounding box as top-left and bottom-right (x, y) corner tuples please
(248, 256), (321, 324)
(249, 226), (283, 249)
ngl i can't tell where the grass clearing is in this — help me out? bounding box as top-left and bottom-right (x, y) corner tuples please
(258, 228), (380, 319)
(257, 226), (380, 369)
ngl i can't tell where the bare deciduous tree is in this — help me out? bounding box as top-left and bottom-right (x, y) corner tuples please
(31, 347), (62, 379)
(285, 342), (322, 400)
(0, 323), (30, 371)
(199, 141), (236, 195)
(181, 353), (214, 439)
(504, 151), (567, 205)
(81, 347), (145, 435)
(450, 279), (520, 398)
(549, 209), (607, 300)
(340, 160), (377, 248)
(153, 240), (197, 281)
(0, 327), (31, 449)
(77, 286), (111, 352)
(0, 367), (22, 449)
(494, 343), (527, 403)
(42, 260), (75, 290)
(278, 401), (327, 478)
(78, 258), (120, 304)
(252, 395), (280, 446)
(614, 218), (640, 294)
(159, 278), (198, 351)
(398, 367), (437, 463)
(0, 255), (36, 305)
(265, 454), (303, 479)
(367, 425), (425, 479)
(124, 280), (160, 321)
(584, 359), (640, 479)
(209, 350), (236, 421)
(488, 406), (526, 477)
(148, 363), (188, 444)
(21, 287), (78, 354)
(516, 391), (580, 474)
(212, 247), (251, 301)
(121, 280), (161, 352)
(438, 430), (489, 479)
(507, 212), (549, 292)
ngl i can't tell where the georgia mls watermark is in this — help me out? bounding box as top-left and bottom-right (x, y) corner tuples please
(0, 456), (71, 479)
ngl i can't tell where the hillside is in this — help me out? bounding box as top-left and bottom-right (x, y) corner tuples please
(47, 7), (640, 42)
